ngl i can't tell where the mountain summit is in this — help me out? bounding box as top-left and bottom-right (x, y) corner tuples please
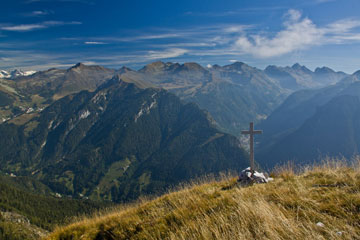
(0, 69), (36, 79)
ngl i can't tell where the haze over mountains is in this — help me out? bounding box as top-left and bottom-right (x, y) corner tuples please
(0, 61), (348, 136)
(0, 60), (357, 186)
(0, 61), (356, 171)
(264, 63), (347, 90)
(258, 70), (360, 167)
(1, 60), (359, 238)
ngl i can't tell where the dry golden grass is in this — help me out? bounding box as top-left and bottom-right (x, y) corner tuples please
(9, 113), (39, 125)
(46, 158), (360, 240)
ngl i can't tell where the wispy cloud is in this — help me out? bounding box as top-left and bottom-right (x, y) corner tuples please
(184, 6), (286, 17)
(72, 24), (249, 45)
(3, 8), (360, 72)
(89, 33), (183, 43)
(2, 24), (47, 31)
(52, 13), (360, 65)
(146, 48), (188, 60)
(84, 41), (107, 45)
(33, 10), (48, 15)
(1, 21), (81, 32)
(23, 10), (54, 17)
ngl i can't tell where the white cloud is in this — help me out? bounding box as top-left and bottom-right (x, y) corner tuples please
(137, 33), (181, 40)
(32, 10), (47, 16)
(325, 19), (360, 34)
(232, 9), (360, 58)
(26, 10), (53, 17)
(81, 61), (97, 65)
(224, 25), (251, 33)
(1, 21), (81, 32)
(3, 9), (360, 71)
(146, 48), (188, 60)
(84, 41), (107, 45)
(92, 33), (183, 42)
(2, 24), (47, 31)
(285, 9), (302, 22)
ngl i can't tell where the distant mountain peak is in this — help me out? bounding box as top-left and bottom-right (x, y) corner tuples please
(314, 66), (335, 74)
(117, 66), (134, 74)
(68, 63), (112, 74)
(181, 62), (205, 71)
(71, 62), (86, 69)
(148, 61), (166, 68)
(291, 63), (302, 69)
(222, 61), (250, 71)
(0, 70), (10, 79)
(265, 65), (281, 71)
(353, 69), (360, 77)
(228, 61), (246, 67)
(0, 69), (36, 79)
(139, 61), (167, 73)
(291, 63), (312, 74)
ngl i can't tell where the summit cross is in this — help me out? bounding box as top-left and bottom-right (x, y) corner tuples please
(241, 122), (262, 174)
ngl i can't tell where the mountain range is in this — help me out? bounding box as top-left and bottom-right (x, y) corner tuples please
(0, 62), (347, 137)
(258, 71), (360, 167)
(0, 61), (355, 198)
(115, 61), (282, 136)
(111, 61), (348, 136)
(0, 76), (248, 202)
(0, 69), (37, 79)
(0, 61), (357, 238)
(264, 63), (346, 91)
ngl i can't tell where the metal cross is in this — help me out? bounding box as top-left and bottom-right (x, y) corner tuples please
(241, 122), (262, 174)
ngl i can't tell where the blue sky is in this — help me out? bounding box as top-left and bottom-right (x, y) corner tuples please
(1, 0), (360, 73)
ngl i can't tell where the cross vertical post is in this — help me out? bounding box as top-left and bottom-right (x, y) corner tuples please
(241, 122), (262, 175)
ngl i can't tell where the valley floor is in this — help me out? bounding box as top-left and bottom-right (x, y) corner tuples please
(47, 159), (360, 240)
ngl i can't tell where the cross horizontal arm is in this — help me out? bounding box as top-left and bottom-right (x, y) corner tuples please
(241, 130), (251, 134)
(253, 130), (263, 134)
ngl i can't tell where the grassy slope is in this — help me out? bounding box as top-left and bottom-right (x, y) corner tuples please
(47, 160), (360, 240)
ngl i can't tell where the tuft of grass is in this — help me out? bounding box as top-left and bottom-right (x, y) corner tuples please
(47, 159), (360, 240)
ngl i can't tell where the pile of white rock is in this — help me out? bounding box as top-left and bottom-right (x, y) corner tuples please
(238, 167), (273, 184)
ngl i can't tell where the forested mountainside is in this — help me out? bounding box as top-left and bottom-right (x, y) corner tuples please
(0, 76), (249, 202)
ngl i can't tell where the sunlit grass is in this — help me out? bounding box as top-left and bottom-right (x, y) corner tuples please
(47, 157), (360, 240)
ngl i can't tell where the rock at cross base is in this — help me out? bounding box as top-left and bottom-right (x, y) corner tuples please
(238, 167), (273, 184)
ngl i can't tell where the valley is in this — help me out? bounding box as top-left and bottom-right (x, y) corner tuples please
(0, 61), (358, 239)
(2, 0), (360, 238)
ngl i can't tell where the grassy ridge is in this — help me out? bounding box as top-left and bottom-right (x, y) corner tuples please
(47, 159), (360, 240)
